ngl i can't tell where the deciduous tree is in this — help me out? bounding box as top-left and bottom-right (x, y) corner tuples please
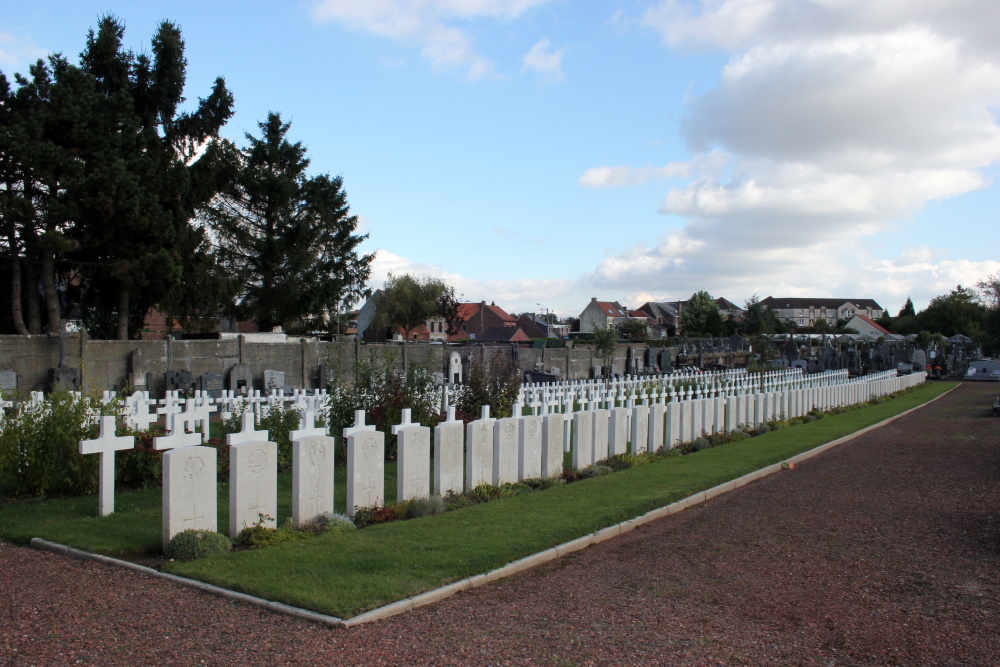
(680, 290), (723, 337)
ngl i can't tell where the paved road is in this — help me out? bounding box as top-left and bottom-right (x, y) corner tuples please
(2, 382), (998, 665)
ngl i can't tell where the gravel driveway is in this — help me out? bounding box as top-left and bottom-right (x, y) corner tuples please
(2, 382), (998, 666)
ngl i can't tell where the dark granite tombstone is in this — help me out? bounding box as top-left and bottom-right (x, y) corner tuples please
(49, 366), (80, 392)
(201, 372), (225, 399)
(165, 370), (193, 394)
(729, 334), (745, 351)
(0, 370), (17, 392)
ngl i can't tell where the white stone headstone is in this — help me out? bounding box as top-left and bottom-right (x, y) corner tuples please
(465, 408), (495, 488)
(572, 411), (594, 469)
(162, 445), (217, 550)
(396, 415), (431, 502)
(591, 408), (610, 463)
(609, 407), (629, 456)
(292, 434), (335, 524)
(229, 437), (278, 536)
(648, 402), (666, 452)
(493, 417), (519, 485)
(541, 412), (567, 478)
(78, 416), (134, 516)
(434, 407), (465, 495)
(346, 430), (384, 517)
(518, 415), (543, 480)
(630, 404), (649, 455)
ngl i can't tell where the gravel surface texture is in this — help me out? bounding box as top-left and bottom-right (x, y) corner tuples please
(2, 382), (998, 666)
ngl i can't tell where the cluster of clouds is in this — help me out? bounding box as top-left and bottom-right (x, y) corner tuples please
(314, 0), (1000, 316)
(584, 0), (1000, 311)
(308, 0), (563, 80)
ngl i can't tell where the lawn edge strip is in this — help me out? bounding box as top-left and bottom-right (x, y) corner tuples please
(28, 537), (346, 628)
(29, 383), (957, 630)
(343, 382), (959, 627)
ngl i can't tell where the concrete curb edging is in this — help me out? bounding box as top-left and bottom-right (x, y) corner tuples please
(32, 383), (956, 630)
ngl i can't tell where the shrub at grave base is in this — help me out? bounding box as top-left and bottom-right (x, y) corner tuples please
(394, 495), (446, 519)
(578, 464), (614, 479)
(166, 530), (232, 561)
(235, 524), (312, 549)
(0, 389), (118, 497)
(316, 512), (357, 534)
(687, 437), (711, 453)
(352, 505), (398, 528)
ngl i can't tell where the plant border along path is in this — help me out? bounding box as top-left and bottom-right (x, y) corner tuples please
(28, 382), (955, 627)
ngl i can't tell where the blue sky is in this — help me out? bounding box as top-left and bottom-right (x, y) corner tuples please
(4, 1), (999, 318)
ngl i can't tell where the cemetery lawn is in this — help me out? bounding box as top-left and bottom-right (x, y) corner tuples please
(0, 382), (954, 619)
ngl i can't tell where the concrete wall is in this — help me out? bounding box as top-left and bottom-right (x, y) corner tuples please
(0, 335), (690, 396)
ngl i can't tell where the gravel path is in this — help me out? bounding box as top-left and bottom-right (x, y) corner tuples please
(2, 383), (998, 666)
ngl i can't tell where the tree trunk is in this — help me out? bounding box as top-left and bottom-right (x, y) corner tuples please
(24, 258), (42, 335)
(9, 256), (29, 336)
(117, 281), (130, 340)
(41, 247), (67, 366)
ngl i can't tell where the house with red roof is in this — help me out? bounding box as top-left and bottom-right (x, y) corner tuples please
(450, 301), (521, 341)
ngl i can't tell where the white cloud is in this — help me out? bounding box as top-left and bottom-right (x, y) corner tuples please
(578, 162), (690, 188)
(308, 0), (554, 79)
(0, 30), (46, 72)
(579, 1), (1000, 315)
(521, 37), (564, 80)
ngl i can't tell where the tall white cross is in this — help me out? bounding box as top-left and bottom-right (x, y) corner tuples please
(79, 416), (134, 516)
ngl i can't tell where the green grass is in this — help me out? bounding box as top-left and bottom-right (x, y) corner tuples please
(0, 381), (955, 618)
(0, 464), (401, 557)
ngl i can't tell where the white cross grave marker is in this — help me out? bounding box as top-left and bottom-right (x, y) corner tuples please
(227, 412), (269, 446)
(79, 416), (134, 516)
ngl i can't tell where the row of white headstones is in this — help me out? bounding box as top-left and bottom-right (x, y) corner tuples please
(77, 368), (925, 551)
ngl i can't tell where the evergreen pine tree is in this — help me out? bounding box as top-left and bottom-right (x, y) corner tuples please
(205, 113), (373, 333)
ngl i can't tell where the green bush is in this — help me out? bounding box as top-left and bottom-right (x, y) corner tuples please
(316, 512), (357, 533)
(688, 436), (710, 452)
(395, 494), (446, 519)
(326, 353), (440, 461)
(352, 505), (399, 528)
(166, 530), (232, 560)
(755, 423), (772, 435)
(453, 353), (521, 422)
(0, 389), (120, 496)
(578, 464), (613, 479)
(520, 477), (561, 490)
(235, 524), (312, 549)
